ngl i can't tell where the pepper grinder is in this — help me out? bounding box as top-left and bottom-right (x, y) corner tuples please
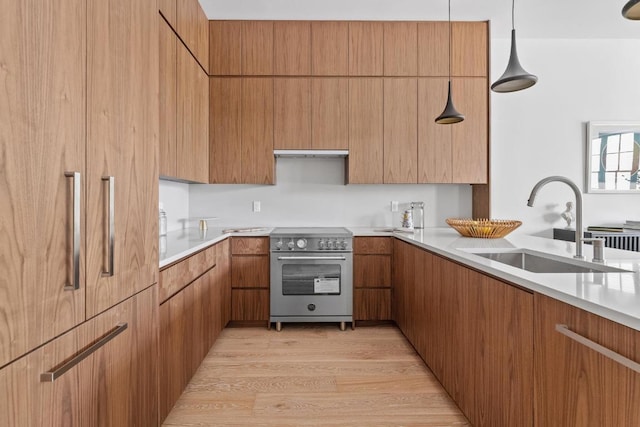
(410, 202), (425, 229)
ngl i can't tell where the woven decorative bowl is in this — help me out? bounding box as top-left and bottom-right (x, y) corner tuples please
(446, 218), (522, 238)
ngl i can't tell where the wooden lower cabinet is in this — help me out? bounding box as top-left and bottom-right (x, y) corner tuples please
(232, 289), (270, 321)
(0, 285), (158, 426)
(534, 293), (640, 426)
(354, 237), (392, 321)
(354, 289), (391, 321)
(231, 237), (270, 321)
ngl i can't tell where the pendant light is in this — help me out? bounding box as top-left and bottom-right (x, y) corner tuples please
(491, 0), (538, 93)
(622, 0), (640, 20)
(435, 0), (464, 124)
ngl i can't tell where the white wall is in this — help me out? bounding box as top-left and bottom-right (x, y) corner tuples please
(190, 158), (472, 228)
(159, 180), (190, 231)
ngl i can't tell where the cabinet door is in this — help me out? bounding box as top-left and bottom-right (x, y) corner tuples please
(452, 22), (488, 77)
(312, 22), (349, 76)
(159, 0), (177, 30)
(274, 21), (311, 75)
(418, 78), (452, 183)
(177, 43), (210, 183)
(232, 289), (270, 321)
(160, 18), (177, 177)
(87, 0), (159, 317)
(274, 78), (312, 149)
(312, 78), (349, 149)
(354, 255), (391, 288)
(215, 239), (232, 331)
(232, 256), (270, 289)
(451, 78), (488, 184)
(348, 79), (383, 183)
(384, 22), (418, 76)
(210, 78), (242, 183)
(242, 78), (274, 184)
(349, 22), (383, 76)
(384, 78), (418, 183)
(0, 0), (86, 367)
(209, 21), (242, 75)
(534, 294), (640, 427)
(354, 289), (391, 321)
(418, 22), (449, 77)
(176, 0), (209, 73)
(242, 21), (273, 75)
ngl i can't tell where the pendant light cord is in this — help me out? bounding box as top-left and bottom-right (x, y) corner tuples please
(511, 0), (515, 30)
(448, 0), (452, 81)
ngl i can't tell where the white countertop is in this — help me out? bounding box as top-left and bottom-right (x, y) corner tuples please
(159, 226), (640, 331)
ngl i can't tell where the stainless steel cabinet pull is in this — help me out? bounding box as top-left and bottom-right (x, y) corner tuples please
(555, 324), (640, 374)
(101, 176), (115, 277)
(40, 322), (128, 382)
(277, 256), (347, 261)
(64, 172), (81, 291)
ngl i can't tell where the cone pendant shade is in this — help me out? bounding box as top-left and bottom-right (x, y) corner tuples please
(491, 29), (538, 93)
(435, 81), (464, 124)
(623, 0), (640, 19)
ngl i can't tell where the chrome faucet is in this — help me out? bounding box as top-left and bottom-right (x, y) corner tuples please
(527, 176), (584, 259)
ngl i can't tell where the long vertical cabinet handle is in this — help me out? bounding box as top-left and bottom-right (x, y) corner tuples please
(101, 176), (115, 277)
(555, 324), (640, 374)
(64, 172), (81, 291)
(40, 322), (128, 382)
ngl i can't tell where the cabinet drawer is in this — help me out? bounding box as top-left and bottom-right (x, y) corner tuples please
(354, 255), (391, 288)
(232, 255), (269, 288)
(354, 288), (391, 320)
(354, 237), (392, 254)
(232, 237), (270, 255)
(160, 244), (217, 303)
(232, 289), (269, 321)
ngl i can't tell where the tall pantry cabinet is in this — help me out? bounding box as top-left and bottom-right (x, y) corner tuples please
(0, 0), (159, 424)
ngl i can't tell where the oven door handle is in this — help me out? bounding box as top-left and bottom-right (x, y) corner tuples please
(277, 256), (347, 261)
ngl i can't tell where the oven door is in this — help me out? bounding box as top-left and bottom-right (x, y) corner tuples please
(270, 252), (353, 318)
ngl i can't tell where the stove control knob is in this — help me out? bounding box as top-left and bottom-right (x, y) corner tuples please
(275, 239), (283, 250)
(327, 240), (335, 250)
(318, 240), (326, 250)
(287, 239), (295, 250)
(296, 238), (307, 249)
(340, 240), (348, 250)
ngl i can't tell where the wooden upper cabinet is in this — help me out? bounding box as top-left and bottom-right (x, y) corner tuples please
(159, 0), (177, 30)
(452, 22), (488, 77)
(209, 20), (242, 75)
(176, 0), (209, 73)
(312, 78), (349, 149)
(312, 22), (349, 75)
(451, 77), (488, 184)
(349, 22), (384, 76)
(242, 78), (274, 184)
(384, 22), (418, 76)
(176, 43), (209, 183)
(274, 21), (311, 75)
(348, 78), (384, 183)
(418, 22), (449, 77)
(160, 18), (177, 177)
(383, 78), (418, 183)
(274, 78), (312, 149)
(210, 78), (242, 184)
(418, 78), (452, 183)
(243, 21), (274, 75)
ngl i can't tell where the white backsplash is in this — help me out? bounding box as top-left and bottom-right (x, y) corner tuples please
(159, 179), (190, 232)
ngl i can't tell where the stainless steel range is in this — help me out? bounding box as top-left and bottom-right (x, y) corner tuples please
(270, 227), (353, 331)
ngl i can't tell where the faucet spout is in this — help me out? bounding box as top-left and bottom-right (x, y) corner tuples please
(527, 176), (584, 259)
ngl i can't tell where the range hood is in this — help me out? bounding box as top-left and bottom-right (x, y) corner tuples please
(274, 149), (349, 158)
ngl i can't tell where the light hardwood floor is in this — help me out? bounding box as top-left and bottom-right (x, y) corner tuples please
(163, 324), (470, 426)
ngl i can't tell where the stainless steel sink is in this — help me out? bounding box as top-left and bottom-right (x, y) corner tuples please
(467, 249), (632, 274)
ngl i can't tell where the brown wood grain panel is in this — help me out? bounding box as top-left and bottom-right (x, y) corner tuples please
(176, 0), (209, 73)
(534, 293), (640, 427)
(354, 237), (392, 254)
(159, 0), (177, 30)
(242, 21), (273, 75)
(232, 289), (270, 321)
(354, 255), (391, 288)
(215, 239), (232, 330)
(210, 77), (243, 183)
(349, 22), (383, 76)
(418, 22), (449, 77)
(274, 78), (312, 149)
(312, 78), (349, 149)
(0, 0), (86, 366)
(242, 78), (274, 184)
(451, 77), (488, 184)
(472, 184), (491, 219)
(354, 289), (391, 321)
(452, 22), (488, 77)
(160, 18), (177, 177)
(232, 237), (270, 255)
(209, 21), (242, 75)
(312, 21), (349, 75)
(159, 244), (216, 303)
(384, 22), (418, 76)
(348, 78), (384, 184)
(86, 0), (159, 317)
(274, 21), (311, 75)
(232, 256), (270, 289)
(418, 78), (452, 183)
(383, 78), (418, 183)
